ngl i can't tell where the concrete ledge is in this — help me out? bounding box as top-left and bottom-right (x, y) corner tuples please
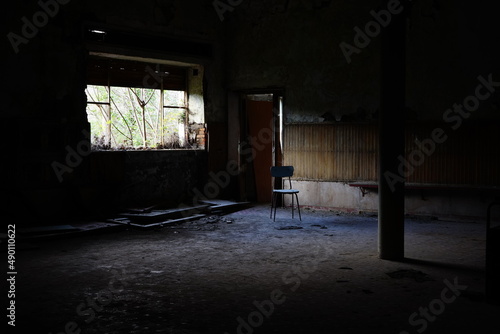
(284, 180), (500, 222)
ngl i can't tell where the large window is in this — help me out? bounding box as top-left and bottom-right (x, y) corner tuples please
(86, 56), (204, 150)
(86, 85), (187, 149)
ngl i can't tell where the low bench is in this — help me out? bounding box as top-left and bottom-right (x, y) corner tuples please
(348, 182), (500, 199)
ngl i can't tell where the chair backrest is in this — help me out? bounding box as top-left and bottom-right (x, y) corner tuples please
(270, 166), (294, 178)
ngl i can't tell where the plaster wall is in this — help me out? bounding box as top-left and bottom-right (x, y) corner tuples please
(3, 0), (227, 222)
(226, 0), (500, 123)
(285, 180), (498, 221)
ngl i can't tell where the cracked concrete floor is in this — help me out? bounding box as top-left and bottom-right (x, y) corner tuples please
(7, 205), (499, 333)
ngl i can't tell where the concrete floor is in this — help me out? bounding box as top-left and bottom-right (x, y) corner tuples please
(8, 205), (499, 333)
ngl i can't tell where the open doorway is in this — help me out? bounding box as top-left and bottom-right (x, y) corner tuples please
(235, 92), (283, 203)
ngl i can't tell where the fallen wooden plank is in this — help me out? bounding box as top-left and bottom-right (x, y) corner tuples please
(108, 214), (206, 229)
(118, 205), (209, 221)
(140, 214), (206, 228)
(201, 200), (250, 213)
(200, 199), (240, 206)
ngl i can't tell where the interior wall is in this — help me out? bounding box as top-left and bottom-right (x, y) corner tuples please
(225, 0), (500, 218)
(284, 122), (500, 186)
(3, 0), (227, 223)
(84, 150), (207, 213)
(226, 0), (500, 122)
(285, 180), (498, 221)
(4, 0), (500, 222)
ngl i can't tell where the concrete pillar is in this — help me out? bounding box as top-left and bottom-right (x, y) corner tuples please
(378, 3), (409, 260)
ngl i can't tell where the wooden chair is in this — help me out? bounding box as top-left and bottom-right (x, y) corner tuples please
(270, 166), (301, 221)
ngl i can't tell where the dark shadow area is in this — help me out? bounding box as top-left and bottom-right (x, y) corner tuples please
(399, 257), (485, 275)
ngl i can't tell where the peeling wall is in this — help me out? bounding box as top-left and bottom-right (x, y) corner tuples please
(84, 150), (207, 212)
(3, 0), (227, 222)
(225, 0), (500, 219)
(226, 0), (500, 122)
(286, 180), (498, 221)
(4, 0), (500, 222)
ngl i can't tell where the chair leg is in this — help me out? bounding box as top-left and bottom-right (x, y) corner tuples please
(270, 193), (274, 219)
(295, 193), (302, 221)
(271, 192), (278, 222)
(291, 193), (294, 219)
(271, 192), (278, 221)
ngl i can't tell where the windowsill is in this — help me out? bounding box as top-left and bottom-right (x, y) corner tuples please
(90, 148), (205, 152)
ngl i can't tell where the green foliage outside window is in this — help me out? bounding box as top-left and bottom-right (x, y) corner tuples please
(86, 85), (186, 149)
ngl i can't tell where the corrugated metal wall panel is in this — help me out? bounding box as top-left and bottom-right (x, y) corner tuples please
(284, 124), (378, 181)
(403, 122), (500, 185)
(284, 122), (500, 186)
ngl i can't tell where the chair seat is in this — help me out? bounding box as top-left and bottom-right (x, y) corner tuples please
(273, 189), (299, 194)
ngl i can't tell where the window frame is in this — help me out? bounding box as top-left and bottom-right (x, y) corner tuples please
(85, 56), (204, 151)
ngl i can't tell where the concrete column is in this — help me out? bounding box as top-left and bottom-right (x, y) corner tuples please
(378, 3), (409, 260)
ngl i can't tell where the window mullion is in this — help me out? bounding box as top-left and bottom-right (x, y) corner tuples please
(160, 80), (165, 147)
(184, 90), (188, 146)
(106, 81), (111, 147)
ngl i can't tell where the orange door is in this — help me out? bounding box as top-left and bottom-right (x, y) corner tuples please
(246, 99), (273, 202)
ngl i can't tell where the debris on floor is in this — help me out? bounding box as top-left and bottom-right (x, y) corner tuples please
(108, 214), (205, 229)
(199, 216), (234, 224)
(386, 269), (434, 282)
(110, 200), (248, 229)
(163, 214), (235, 231)
(200, 199), (251, 214)
(312, 224), (328, 229)
(275, 225), (303, 230)
(12, 204), (497, 333)
(118, 205), (209, 223)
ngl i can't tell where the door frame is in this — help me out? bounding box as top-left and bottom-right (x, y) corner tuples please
(227, 88), (285, 201)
